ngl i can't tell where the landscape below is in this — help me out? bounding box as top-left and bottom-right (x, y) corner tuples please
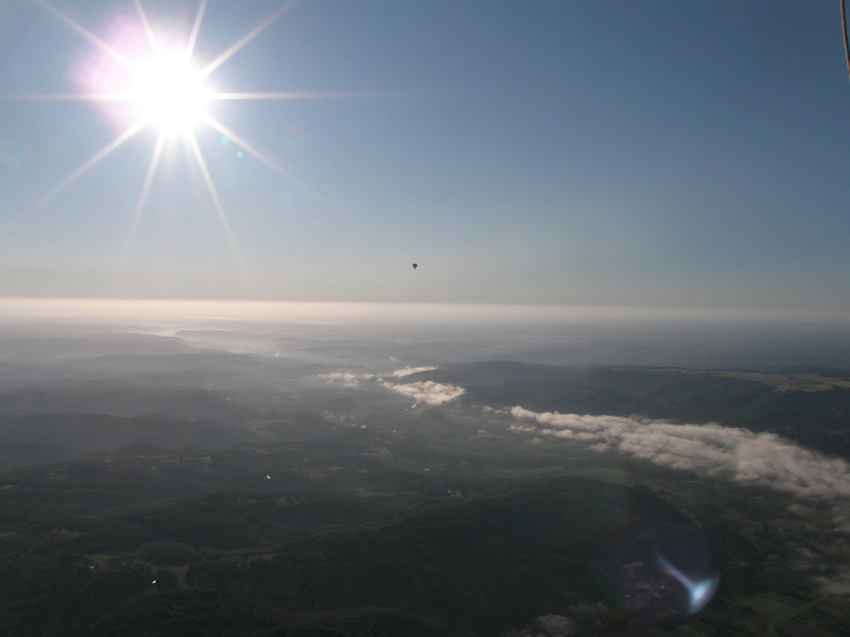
(0, 322), (848, 635)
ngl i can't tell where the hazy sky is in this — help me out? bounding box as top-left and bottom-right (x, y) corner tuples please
(0, 0), (848, 311)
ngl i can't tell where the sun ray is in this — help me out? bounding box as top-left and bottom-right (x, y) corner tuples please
(201, 114), (326, 205)
(199, 0), (298, 79)
(11, 120), (145, 227)
(114, 131), (166, 288)
(133, 0), (159, 54)
(0, 88), (387, 104)
(31, 0), (135, 71)
(209, 91), (377, 101)
(185, 130), (255, 293)
(126, 131), (166, 249)
(186, 0), (209, 58)
(186, 131), (239, 248)
(0, 93), (132, 102)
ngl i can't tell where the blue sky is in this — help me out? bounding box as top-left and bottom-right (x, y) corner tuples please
(0, 0), (848, 312)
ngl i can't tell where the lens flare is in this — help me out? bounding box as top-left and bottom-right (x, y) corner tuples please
(656, 552), (719, 615)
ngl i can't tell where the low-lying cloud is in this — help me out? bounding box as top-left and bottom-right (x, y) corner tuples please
(382, 380), (465, 406)
(319, 367), (462, 406)
(511, 407), (850, 502)
(814, 568), (850, 596)
(319, 367), (437, 388)
(317, 372), (362, 387)
(386, 366), (436, 378)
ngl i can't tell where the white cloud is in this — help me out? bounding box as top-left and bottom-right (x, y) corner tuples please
(814, 567), (850, 595)
(382, 380), (464, 406)
(318, 366), (435, 387)
(387, 366), (437, 378)
(510, 407), (850, 502)
(318, 372), (366, 387)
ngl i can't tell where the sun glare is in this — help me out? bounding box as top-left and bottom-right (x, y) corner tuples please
(132, 53), (209, 133)
(5, 0), (311, 283)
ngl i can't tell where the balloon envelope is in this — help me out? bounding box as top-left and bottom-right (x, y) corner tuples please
(412, 263), (418, 269)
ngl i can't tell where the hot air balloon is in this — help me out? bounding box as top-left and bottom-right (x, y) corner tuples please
(412, 263), (418, 269)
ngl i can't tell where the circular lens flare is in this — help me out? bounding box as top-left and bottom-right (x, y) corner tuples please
(132, 53), (209, 133)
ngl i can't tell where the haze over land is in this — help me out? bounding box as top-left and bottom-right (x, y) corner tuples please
(0, 300), (847, 632)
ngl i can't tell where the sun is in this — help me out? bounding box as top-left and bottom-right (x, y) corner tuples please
(132, 52), (210, 134)
(1, 0), (327, 281)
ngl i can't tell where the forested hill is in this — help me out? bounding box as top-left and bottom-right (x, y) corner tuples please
(0, 413), (260, 452)
(413, 362), (850, 456)
(0, 477), (681, 636)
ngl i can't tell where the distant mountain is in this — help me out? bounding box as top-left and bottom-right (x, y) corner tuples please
(0, 332), (199, 361)
(0, 388), (260, 422)
(414, 361), (850, 456)
(114, 441), (179, 457)
(408, 361), (558, 386)
(414, 361), (777, 415)
(256, 412), (338, 441)
(0, 440), (79, 468)
(0, 344), (307, 393)
(0, 414), (259, 452)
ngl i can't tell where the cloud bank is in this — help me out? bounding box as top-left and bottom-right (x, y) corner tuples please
(318, 372), (362, 387)
(318, 367), (462, 406)
(382, 380), (465, 406)
(510, 407), (850, 502)
(386, 366), (436, 378)
(319, 367), (438, 388)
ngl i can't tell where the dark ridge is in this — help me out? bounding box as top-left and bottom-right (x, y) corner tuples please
(0, 413), (260, 452)
(0, 387), (260, 422)
(114, 441), (176, 457)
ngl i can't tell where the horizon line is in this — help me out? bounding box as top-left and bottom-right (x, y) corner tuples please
(0, 297), (847, 325)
